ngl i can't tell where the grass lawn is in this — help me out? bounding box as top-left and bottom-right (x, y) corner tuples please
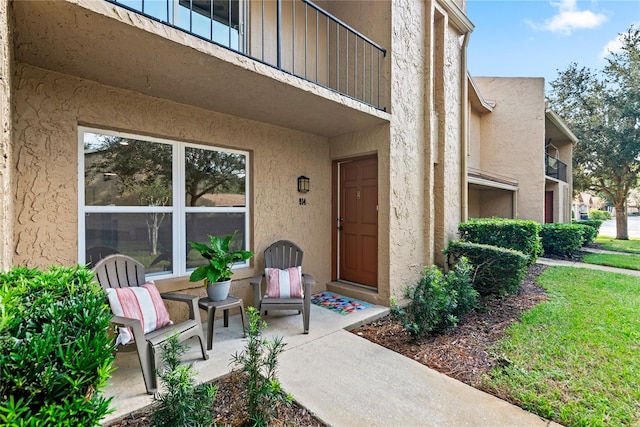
(481, 267), (640, 427)
(594, 236), (640, 254)
(582, 253), (640, 270)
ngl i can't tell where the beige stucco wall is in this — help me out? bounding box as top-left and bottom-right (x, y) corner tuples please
(0, 0), (12, 272)
(436, 11), (464, 262)
(468, 105), (482, 170)
(12, 64), (334, 310)
(6, 0), (470, 312)
(471, 77), (546, 223)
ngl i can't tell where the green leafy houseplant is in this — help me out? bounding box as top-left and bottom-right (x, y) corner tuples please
(189, 232), (254, 285)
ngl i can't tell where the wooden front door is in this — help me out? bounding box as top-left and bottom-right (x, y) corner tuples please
(545, 191), (554, 223)
(338, 157), (378, 288)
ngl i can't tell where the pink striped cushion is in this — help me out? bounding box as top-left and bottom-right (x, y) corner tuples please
(266, 266), (303, 298)
(106, 282), (172, 345)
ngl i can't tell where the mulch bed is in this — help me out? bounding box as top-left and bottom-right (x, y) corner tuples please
(105, 371), (326, 427)
(351, 264), (549, 386)
(107, 264), (548, 425)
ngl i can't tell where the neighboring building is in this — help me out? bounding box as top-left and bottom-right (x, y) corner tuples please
(0, 0), (474, 308)
(572, 192), (606, 220)
(467, 76), (577, 224)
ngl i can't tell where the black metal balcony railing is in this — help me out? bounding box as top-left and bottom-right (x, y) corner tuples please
(106, 0), (387, 111)
(545, 154), (567, 182)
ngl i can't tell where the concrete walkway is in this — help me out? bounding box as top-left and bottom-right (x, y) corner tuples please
(103, 296), (560, 426)
(538, 247), (640, 277)
(104, 249), (640, 426)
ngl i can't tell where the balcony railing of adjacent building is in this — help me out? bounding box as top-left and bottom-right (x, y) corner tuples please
(106, 0), (387, 111)
(545, 154), (567, 182)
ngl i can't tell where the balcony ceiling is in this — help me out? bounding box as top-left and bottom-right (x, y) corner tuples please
(11, 0), (389, 138)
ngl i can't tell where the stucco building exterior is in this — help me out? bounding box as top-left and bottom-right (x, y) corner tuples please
(0, 0), (475, 310)
(468, 76), (576, 224)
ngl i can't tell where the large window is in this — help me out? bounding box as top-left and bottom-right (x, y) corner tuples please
(79, 127), (250, 278)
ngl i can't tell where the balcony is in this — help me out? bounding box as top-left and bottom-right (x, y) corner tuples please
(107, 0), (386, 110)
(545, 154), (567, 182)
(12, 0), (389, 137)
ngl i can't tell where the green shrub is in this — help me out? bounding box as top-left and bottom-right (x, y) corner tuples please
(572, 223), (597, 245)
(0, 266), (115, 426)
(390, 258), (478, 336)
(231, 307), (292, 426)
(589, 210), (611, 220)
(152, 334), (217, 427)
(445, 240), (529, 296)
(458, 218), (542, 265)
(573, 219), (603, 244)
(540, 223), (586, 256)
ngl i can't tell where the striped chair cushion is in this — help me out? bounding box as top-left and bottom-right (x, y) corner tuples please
(266, 266), (303, 298)
(106, 282), (172, 345)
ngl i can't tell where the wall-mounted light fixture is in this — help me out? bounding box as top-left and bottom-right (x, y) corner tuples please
(297, 176), (310, 193)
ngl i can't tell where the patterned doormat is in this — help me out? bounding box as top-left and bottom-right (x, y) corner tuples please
(311, 292), (371, 315)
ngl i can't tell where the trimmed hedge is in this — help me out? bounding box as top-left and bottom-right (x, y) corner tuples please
(445, 240), (529, 296)
(573, 219), (603, 245)
(458, 218), (542, 265)
(0, 266), (115, 426)
(589, 210), (611, 220)
(540, 223), (586, 256)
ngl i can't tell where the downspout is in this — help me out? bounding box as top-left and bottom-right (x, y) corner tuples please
(460, 33), (470, 223)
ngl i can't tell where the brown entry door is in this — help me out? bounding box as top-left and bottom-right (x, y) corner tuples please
(339, 157), (378, 288)
(545, 191), (554, 223)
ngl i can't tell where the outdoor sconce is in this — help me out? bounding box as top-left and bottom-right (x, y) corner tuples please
(297, 176), (310, 193)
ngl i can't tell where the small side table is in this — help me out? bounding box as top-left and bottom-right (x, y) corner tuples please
(198, 295), (246, 351)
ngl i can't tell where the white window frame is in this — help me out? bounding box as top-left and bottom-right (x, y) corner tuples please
(78, 126), (250, 280)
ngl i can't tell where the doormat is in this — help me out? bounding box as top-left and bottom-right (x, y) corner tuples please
(311, 292), (371, 315)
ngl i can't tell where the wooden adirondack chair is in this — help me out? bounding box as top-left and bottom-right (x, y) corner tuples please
(93, 254), (208, 394)
(250, 240), (315, 334)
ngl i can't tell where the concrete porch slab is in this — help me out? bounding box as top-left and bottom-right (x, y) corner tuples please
(102, 301), (389, 424)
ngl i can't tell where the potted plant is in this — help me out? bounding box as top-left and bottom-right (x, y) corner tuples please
(189, 232), (254, 301)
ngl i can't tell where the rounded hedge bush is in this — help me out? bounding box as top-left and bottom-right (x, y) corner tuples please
(0, 266), (115, 425)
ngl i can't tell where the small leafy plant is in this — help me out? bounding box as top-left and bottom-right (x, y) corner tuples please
(231, 307), (292, 426)
(189, 231), (254, 286)
(391, 258), (478, 336)
(152, 334), (217, 427)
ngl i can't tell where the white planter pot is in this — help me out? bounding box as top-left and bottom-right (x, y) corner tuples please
(206, 279), (231, 301)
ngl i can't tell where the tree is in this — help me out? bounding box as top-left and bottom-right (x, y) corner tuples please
(547, 26), (640, 239)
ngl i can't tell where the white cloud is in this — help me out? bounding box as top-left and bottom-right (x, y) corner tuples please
(600, 21), (640, 58)
(528, 0), (608, 35)
(600, 35), (623, 57)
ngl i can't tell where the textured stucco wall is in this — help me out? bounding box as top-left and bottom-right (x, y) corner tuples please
(438, 21), (463, 257)
(468, 105), (482, 170)
(12, 64), (332, 306)
(479, 190), (513, 218)
(473, 77), (545, 222)
(0, 0), (12, 271)
(387, 0), (430, 297)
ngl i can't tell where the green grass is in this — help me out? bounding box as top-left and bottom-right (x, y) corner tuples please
(593, 236), (640, 254)
(482, 267), (640, 427)
(582, 253), (640, 270)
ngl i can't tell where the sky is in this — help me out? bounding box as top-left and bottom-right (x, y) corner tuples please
(466, 0), (640, 89)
